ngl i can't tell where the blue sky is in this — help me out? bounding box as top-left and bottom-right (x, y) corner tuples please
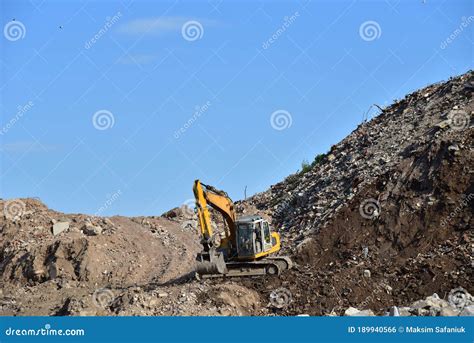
(1, 0), (472, 216)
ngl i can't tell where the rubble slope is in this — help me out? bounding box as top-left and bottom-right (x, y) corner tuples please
(0, 70), (472, 316)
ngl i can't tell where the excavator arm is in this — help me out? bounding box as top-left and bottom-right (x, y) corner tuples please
(193, 180), (237, 250)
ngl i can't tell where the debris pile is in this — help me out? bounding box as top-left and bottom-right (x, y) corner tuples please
(344, 287), (474, 317)
(246, 71), (473, 247)
(239, 70), (473, 315)
(1, 70), (472, 316)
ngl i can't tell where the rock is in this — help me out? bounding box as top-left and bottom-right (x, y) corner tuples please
(363, 269), (371, 278)
(389, 306), (400, 316)
(440, 307), (460, 316)
(78, 310), (98, 316)
(448, 144), (460, 151)
(398, 307), (412, 316)
(82, 223), (103, 236)
(344, 307), (359, 316)
(411, 293), (448, 310)
(344, 307), (374, 316)
(459, 305), (474, 316)
(158, 292), (169, 298)
(296, 237), (313, 252)
(362, 247), (369, 258)
(383, 284), (393, 294)
(52, 222), (69, 235)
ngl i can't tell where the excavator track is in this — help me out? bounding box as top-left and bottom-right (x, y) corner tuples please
(196, 256), (292, 279)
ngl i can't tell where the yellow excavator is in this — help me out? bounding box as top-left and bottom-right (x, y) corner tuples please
(193, 180), (292, 278)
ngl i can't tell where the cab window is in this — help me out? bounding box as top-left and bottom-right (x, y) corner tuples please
(263, 222), (271, 243)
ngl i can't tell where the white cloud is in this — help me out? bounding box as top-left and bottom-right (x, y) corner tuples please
(0, 141), (58, 153)
(117, 16), (217, 36)
(117, 54), (158, 65)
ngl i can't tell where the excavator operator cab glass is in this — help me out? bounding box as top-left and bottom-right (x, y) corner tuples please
(236, 223), (255, 256)
(262, 221), (273, 251)
(254, 221), (263, 253)
(236, 217), (273, 257)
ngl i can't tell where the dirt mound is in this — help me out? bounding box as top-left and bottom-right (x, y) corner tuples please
(240, 70), (473, 315)
(0, 199), (207, 315)
(1, 71), (472, 316)
(247, 71), (472, 242)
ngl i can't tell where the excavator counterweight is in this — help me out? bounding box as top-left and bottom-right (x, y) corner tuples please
(193, 180), (292, 278)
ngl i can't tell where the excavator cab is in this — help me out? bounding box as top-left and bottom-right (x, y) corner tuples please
(235, 216), (279, 258)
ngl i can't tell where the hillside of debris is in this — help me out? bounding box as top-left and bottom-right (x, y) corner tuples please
(241, 70), (473, 315)
(0, 70), (472, 316)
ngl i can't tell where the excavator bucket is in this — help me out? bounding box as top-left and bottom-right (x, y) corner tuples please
(196, 248), (228, 276)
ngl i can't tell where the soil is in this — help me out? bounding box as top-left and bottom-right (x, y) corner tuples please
(1, 70), (472, 316)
